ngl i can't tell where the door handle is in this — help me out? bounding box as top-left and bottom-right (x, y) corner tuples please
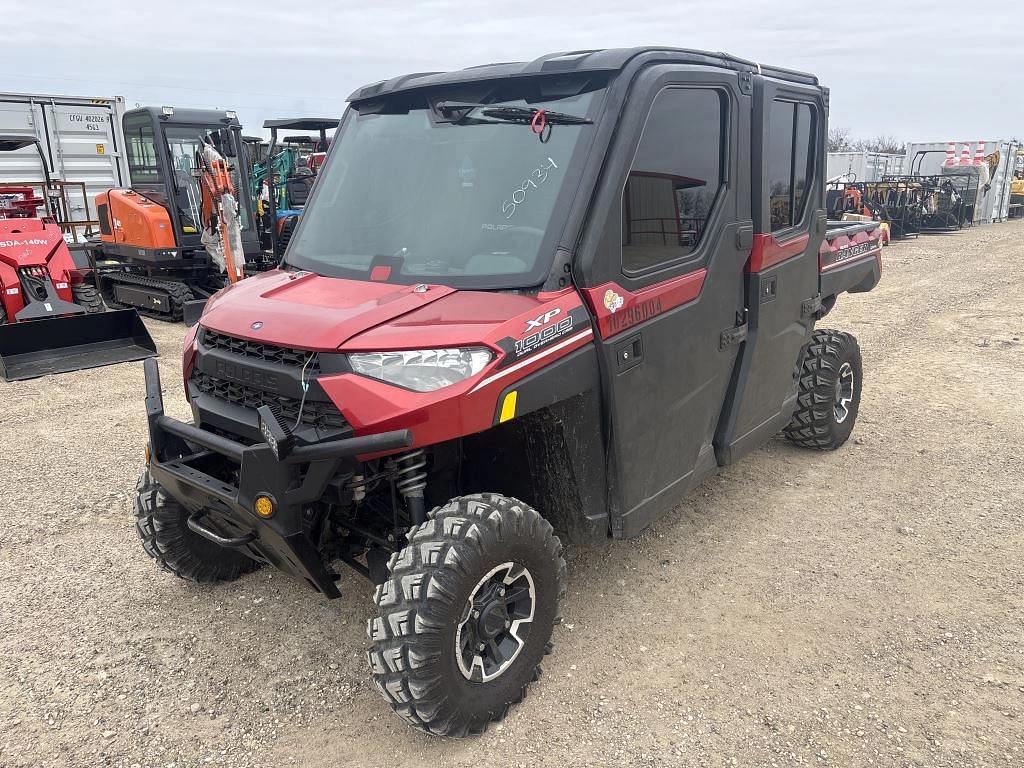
(614, 333), (643, 372)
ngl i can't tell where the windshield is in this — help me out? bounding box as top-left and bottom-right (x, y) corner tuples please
(163, 126), (251, 233)
(284, 86), (603, 287)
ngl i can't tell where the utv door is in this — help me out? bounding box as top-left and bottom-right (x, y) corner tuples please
(716, 77), (826, 462)
(579, 66), (751, 538)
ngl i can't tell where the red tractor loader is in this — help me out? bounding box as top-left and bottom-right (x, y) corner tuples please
(0, 135), (155, 381)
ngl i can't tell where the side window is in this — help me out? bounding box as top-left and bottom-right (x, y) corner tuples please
(622, 88), (724, 274)
(768, 99), (817, 232)
(792, 104), (814, 222)
(124, 117), (159, 183)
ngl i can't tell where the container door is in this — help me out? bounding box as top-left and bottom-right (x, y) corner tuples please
(40, 101), (126, 242)
(715, 76), (826, 463)
(582, 68), (750, 538)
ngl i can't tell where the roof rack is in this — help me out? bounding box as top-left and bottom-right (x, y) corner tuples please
(348, 46), (819, 103)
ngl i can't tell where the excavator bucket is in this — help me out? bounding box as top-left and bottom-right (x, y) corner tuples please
(0, 309), (156, 382)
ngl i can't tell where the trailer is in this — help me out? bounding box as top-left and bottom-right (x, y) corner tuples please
(827, 151), (903, 183)
(903, 140), (1021, 223)
(0, 92), (128, 244)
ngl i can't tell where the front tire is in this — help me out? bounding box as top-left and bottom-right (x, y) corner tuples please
(784, 329), (863, 450)
(368, 493), (565, 736)
(133, 470), (259, 583)
(71, 282), (105, 313)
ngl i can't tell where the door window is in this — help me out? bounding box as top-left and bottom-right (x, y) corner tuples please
(622, 88), (725, 274)
(125, 117), (159, 183)
(768, 100), (816, 232)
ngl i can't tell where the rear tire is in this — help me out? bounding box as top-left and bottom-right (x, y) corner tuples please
(784, 329), (862, 450)
(134, 470), (259, 583)
(0, 300), (6, 324)
(368, 493), (565, 736)
(71, 283), (105, 313)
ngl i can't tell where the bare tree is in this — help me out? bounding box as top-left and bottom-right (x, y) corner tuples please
(828, 126), (852, 153)
(851, 135), (905, 154)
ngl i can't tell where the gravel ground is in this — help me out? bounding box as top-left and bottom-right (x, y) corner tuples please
(1, 221), (1023, 768)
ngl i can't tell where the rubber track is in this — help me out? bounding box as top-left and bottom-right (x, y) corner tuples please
(102, 273), (194, 322)
(784, 329), (860, 450)
(367, 493), (565, 737)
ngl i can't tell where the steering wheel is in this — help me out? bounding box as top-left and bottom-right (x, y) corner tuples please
(494, 225), (545, 250)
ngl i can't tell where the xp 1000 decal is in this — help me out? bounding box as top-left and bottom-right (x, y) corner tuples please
(495, 306), (591, 366)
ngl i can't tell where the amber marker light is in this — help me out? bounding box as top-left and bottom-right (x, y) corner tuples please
(254, 495), (276, 518)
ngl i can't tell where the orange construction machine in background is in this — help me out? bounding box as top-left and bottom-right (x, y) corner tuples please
(86, 107), (272, 322)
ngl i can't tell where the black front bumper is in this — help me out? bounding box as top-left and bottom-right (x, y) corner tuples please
(143, 358), (411, 598)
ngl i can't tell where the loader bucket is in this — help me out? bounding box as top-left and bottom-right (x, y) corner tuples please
(0, 309), (157, 382)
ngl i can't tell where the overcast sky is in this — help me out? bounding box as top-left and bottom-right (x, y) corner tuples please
(4, 0), (1021, 142)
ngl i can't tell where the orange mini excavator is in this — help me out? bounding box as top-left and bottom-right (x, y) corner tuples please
(86, 107), (272, 322)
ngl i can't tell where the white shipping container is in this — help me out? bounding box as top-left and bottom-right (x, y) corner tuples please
(0, 92), (128, 241)
(903, 140), (1021, 223)
(826, 151), (904, 183)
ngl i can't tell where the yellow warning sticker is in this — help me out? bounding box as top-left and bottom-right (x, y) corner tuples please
(96, 144), (105, 155)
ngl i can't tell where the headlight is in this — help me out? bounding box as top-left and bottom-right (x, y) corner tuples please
(348, 347), (493, 392)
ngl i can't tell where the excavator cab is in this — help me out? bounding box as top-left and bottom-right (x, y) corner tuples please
(88, 108), (267, 322)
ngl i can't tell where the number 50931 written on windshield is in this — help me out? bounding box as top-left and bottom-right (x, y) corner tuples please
(502, 157), (559, 219)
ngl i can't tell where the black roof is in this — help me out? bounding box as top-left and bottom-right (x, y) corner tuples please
(348, 46), (819, 103)
(127, 106), (242, 127)
(263, 118), (338, 131)
(0, 135), (41, 152)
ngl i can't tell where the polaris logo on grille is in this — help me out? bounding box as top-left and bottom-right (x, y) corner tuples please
(214, 360), (281, 392)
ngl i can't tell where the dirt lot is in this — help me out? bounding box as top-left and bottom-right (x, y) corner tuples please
(2, 221), (1023, 768)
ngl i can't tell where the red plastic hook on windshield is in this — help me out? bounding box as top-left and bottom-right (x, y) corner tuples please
(530, 109), (551, 142)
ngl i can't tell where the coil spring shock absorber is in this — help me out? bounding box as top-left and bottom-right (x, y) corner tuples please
(394, 449), (428, 525)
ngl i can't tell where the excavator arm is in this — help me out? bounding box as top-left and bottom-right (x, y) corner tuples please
(197, 140), (244, 283)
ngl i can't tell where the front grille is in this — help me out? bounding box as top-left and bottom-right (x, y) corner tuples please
(191, 371), (347, 431)
(201, 329), (320, 372)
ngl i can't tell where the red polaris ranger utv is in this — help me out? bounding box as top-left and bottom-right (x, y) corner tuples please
(137, 48), (881, 736)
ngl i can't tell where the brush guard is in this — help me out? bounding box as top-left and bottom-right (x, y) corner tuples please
(0, 308), (156, 381)
(143, 358), (412, 598)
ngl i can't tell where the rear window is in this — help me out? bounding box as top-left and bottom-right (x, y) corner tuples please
(768, 100), (816, 232)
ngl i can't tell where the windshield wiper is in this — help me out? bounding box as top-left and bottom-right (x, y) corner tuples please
(435, 102), (592, 126)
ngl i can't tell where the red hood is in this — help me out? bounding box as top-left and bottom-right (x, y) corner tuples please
(0, 220), (65, 267)
(200, 270), (458, 350)
(344, 289), (560, 350)
(200, 270), (581, 352)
